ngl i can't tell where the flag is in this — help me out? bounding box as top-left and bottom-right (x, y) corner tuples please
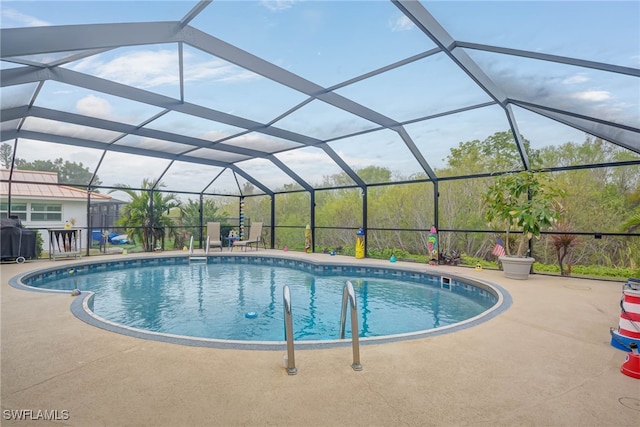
(492, 237), (506, 257)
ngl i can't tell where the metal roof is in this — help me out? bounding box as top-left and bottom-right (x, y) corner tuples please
(1, 1), (638, 197)
(0, 169), (111, 200)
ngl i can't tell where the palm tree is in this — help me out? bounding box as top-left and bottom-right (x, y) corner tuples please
(622, 189), (640, 233)
(171, 197), (221, 249)
(622, 209), (640, 233)
(181, 197), (220, 227)
(111, 179), (180, 251)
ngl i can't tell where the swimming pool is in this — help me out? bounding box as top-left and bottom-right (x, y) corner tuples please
(11, 254), (510, 349)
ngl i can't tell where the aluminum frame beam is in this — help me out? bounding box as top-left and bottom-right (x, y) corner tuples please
(6, 129), (273, 195)
(1, 21), (437, 183)
(393, 0), (532, 170)
(1, 8), (637, 190)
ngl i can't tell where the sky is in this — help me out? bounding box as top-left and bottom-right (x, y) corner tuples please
(1, 0), (638, 199)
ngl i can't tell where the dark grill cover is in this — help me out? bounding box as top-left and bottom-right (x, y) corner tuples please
(1, 218), (36, 260)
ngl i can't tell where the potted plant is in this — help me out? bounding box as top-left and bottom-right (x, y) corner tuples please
(482, 170), (565, 279)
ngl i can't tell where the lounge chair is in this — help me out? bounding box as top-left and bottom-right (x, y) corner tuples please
(233, 222), (265, 251)
(206, 222), (223, 252)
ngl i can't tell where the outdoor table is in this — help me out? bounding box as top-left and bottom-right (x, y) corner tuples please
(225, 236), (239, 251)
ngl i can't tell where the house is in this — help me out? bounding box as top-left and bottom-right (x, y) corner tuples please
(0, 169), (112, 253)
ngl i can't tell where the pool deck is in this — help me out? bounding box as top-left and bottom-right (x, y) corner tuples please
(1, 251), (638, 426)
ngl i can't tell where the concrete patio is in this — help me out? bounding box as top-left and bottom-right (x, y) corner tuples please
(1, 251), (638, 426)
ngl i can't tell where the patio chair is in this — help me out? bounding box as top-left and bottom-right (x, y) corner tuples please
(206, 222), (223, 252)
(233, 222), (265, 251)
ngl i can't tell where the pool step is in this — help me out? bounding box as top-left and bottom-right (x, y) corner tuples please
(189, 256), (207, 264)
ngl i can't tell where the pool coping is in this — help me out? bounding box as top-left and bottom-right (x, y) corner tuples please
(9, 252), (512, 350)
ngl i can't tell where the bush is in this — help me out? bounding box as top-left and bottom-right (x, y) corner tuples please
(31, 229), (43, 258)
(534, 262), (635, 279)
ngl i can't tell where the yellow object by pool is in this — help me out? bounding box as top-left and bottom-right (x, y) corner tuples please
(355, 228), (365, 259)
(305, 224), (312, 253)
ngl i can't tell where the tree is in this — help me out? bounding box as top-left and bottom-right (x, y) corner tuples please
(241, 182), (258, 195)
(0, 141), (102, 186)
(14, 157), (101, 186)
(445, 131), (539, 174)
(111, 179), (180, 251)
(357, 166), (393, 184)
(0, 143), (13, 169)
(176, 197), (222, 248)
(180, 197), (220, 226)
(483, 170), (565, 257)
(534, 137), (639, 267)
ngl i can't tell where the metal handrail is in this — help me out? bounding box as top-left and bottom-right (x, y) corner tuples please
(283, 285), (297, 375)
(205, 235), (210, 255)
(188, 235), (208, 263)
(339, 281), (362, 371)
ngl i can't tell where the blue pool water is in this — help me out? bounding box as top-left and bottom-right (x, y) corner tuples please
(26, 260), (497, 342)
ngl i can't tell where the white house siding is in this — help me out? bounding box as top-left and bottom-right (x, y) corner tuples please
(1, 197), (91, 253)
(2, 170), (113, 256)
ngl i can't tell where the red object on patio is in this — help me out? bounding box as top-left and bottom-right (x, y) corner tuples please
(621, 343), (640, 379)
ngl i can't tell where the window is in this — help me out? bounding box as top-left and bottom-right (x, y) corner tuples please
(30, 203), (62, 221)
(0, 202), (27, 220)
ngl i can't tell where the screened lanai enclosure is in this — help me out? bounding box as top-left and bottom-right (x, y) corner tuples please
(1, 1), (639, 276)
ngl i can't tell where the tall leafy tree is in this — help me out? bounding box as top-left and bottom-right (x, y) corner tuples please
(444, 131), (539, 174)
(521, 136), (639, 266)
(14, 157), (101, 186)
(111, 179), (180, 251)
(180, 197), (220, 226)
(178, 197), (222, 246)
(435, 131), (538, 257)
(0, 141), (102, 186)
(357, 165), (393, 184)
(0, 143), (13, 169)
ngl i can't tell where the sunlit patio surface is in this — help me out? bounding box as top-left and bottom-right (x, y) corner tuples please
(1, 250), (638, 426)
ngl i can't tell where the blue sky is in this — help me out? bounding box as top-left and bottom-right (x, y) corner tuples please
(1, 1), (638, 196)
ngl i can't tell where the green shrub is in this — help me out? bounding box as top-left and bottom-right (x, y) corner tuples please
(534, 262), (634, 279)
(31, 229), (43, 259)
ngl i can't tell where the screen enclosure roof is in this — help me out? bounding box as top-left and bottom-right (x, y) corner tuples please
(1, 0), (639, 197)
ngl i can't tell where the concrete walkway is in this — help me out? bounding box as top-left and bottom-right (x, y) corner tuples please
(1, 252), (638, 426)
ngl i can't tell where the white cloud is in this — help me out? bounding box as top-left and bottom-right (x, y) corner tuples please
(1, 8), (50, 27)
(389, 15), (415, 32)
(275, 148), (344, 185)
(562, 74), (589, 84)
(71, 50), (179, 88)
(260, 0), (297, 12)
(185, 58), (260, 84)
(475, 62), (633, 124)
(569, 90), (611, 102)
(201, 129), (234, 142)
(52, 89), (74, 96)
(76, 94), (114, 119)
(22, 116), (119, 142)
(71, 50), (260, 88)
